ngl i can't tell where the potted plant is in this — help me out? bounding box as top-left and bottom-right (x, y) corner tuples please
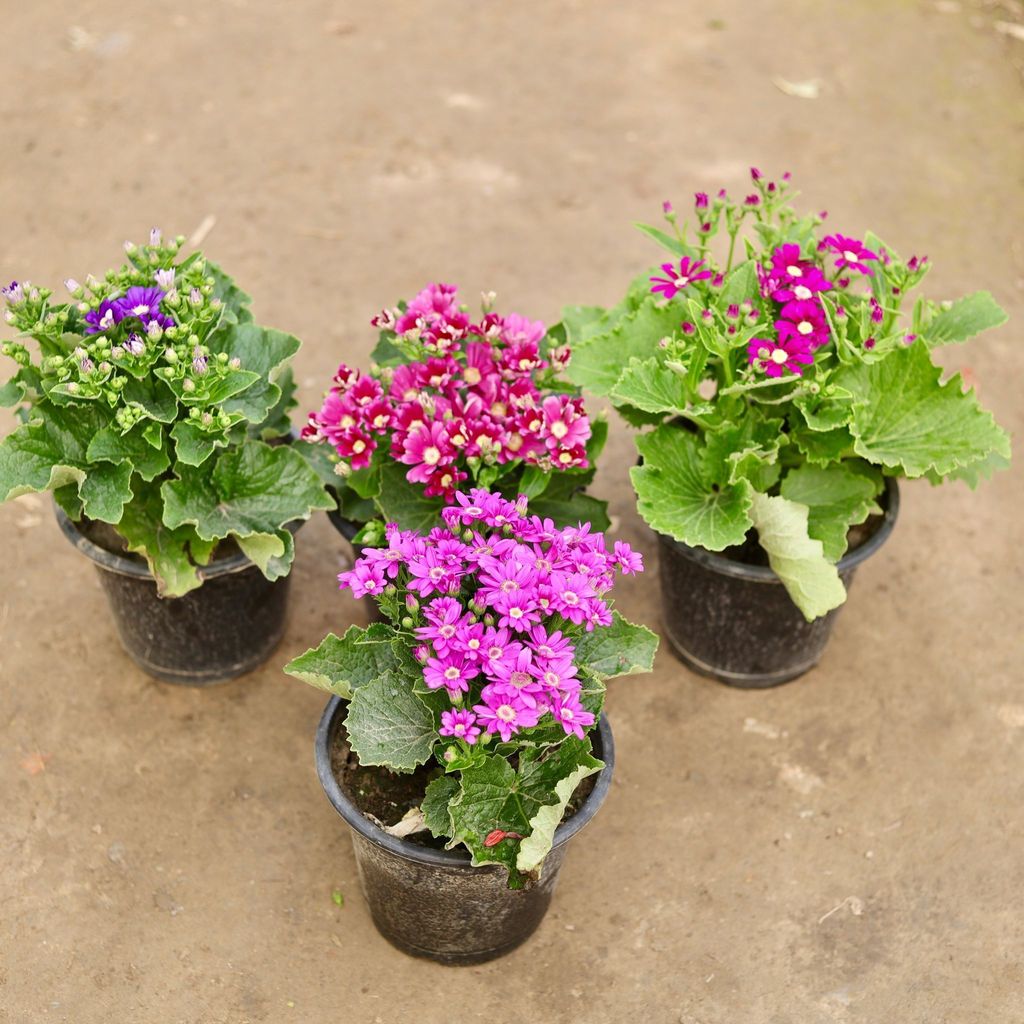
(285, 488), (657, 963)
(0, 230), (333, 684)
(301, 283), (610, 559)
(563, 171), (1011, 687)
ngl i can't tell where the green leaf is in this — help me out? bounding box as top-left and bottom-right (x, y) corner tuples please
(284, 623), (400, 699)
(632, 425), (753, 550)
(527, 473), (610, 532)
(344, 675), (438, 773)
(715, 261), (759, 311)
(374, 460), (444, 533)
(923, 291), (1007, 347)
(516, 464), (551, 500)
(87, 424), (171, 482)
(780, 463), (883, 561)
(165, 368), (261, 407)
(255, 365), (297, 438)
(116, 479), (204, 597)
(212, 323), (301, 424)
(573, 612), (659, 679)
(517, 751), (603, 874)
(702, 417), (783, 488)
(78, 460), (133, 522)
(160, 441), (332, 577)
(748, 492), (847, 621)
(421, 774), (460, 839)
(609, 357), (688, 416)
(566, 297), (682, 396)
(122, 376), (178, 424)
(635, 223), (693, 257)
(170, 420), (224, 467)
(837, 342), (1011, 479)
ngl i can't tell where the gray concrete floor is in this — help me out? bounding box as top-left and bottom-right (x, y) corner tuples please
(1, 1), (1022, 1021)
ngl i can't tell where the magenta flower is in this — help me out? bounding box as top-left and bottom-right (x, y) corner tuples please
(612, 541), (644, 575)
(821, 234), (879, 275)
(474, 691), (543, 743)
(776, 300), (830, 349)
(649, 257), (713, 301)
(414, 596), (467, 652)
(747, 336), (813, 378)
(423, 655), (477, 695)
(551, 694), (596, 740)
(337, 560), (387, 599)
(489, 649), (545, 708)
(439, 709), (481, 745)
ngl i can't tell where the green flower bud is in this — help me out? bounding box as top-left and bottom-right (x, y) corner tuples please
(182, 379), (196, 393)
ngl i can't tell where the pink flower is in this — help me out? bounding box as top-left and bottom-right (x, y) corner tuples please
(337, 561), (386, 599)
(776, 300), (829, 349)
(439, 708), (481, 745)
(474, 690), (543, 742)
(649, 257), (713, 301)
(747, 336), (813, 378)
(551, 694), (595, 740)
(489, 648), (545, 707)
(423, 655), (477, 695)
(821, 234), (878, 275)
(612, 541), (644, 575)
(414, 596), (468, 653)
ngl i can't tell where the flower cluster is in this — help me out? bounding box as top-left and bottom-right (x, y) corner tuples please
(338, 489), (643, 746)
(648, 169), (927, 381)
(303, 284), (590, 501)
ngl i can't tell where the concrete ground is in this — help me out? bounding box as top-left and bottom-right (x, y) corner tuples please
(2, 1), (1022, 1021)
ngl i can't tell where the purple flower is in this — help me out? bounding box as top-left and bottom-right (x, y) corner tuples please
(83, 298), (120, 334)
(612, 541), (644, 575)
(154, 268), (175, 290)
(115, 286), (174, 330)
(649, 257), (713, 301)
(439, 709), (481, 745)
(414, 596), (467, 653)
(337, 560), (387, 598)
(489, 649), (545, 708)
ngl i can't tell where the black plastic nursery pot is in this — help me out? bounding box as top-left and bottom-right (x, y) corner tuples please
(315, 695), (615, 965)
(657, 478), (900, 688)
(56, 507), (295, 686)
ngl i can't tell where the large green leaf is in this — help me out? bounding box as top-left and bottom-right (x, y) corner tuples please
(748, 492), (847, 621)
(374, 460), (444, 533)
(837, 342), (1010, 479)
(516, 750), (603, 874)
(632, 425), (752, 550)
(566, 297), (682, 396)
(609, 357), (688, 416)
(573, 612), (658, 679)
(121, 376), (178, 424)
(160, 440), (333, 574)
(344, 674), (438, 773)
(527, 472), (610, 532)
(169, 421), (224, 467)
(116, 479), (205, 597)
(447, 739), (601, 885)
(88, 424), (171, 482)
(923, 292), (1007, 348)
(212, 323), (301, 424)
(206, 259), (254, 324)
(780, 463), (883, 562)
(421, 774), (460, 839)
(284, 623), (400, 699)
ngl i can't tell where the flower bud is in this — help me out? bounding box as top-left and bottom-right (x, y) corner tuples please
(229, 357), (241, 369)
(182, 378), (196, 393)
(164, 347), (179, 363)
(401, 615), (414, 629)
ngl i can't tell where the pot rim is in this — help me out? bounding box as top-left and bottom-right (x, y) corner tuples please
(54, 502), (301, 582)
(314, 694), (615, 871)
(658, 475), (900, 583)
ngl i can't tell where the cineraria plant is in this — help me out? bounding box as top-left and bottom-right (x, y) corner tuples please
(563, 171), (1011, 619)
(285, 489), (657, 887)
(0, 231), (332, 595)
(302, 283), (609, 542)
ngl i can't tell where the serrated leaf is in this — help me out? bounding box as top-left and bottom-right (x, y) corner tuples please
(421, 774), (460, 839)
(526, 472), (610, 532)
(79, 460), (134, 522)
(344, 675), (438, 773)
(211, 323), (301, 424)
(632, 425), (752, 550)
(284, 623), (400, 698)
(923, 291), (1007, 348)
(516, 753), (603, 874)
(609, 357), (689, 416)
(702, 416), (783, 488)
(165, 368), (261, 407)
(780, 463), (883, 561)
(375, 460), (444, 533)
(748, 492), (846, 621)
(122, 376), (178, 423)
(566, 297), (682, 396)
(88, 424), (171, 482)
(170, 420), (223, 467)
(161, 442), (333, 562)
(573, 611), (658, 679)
(837, 342), (1011, 479)
(116, 479), (204, 597)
